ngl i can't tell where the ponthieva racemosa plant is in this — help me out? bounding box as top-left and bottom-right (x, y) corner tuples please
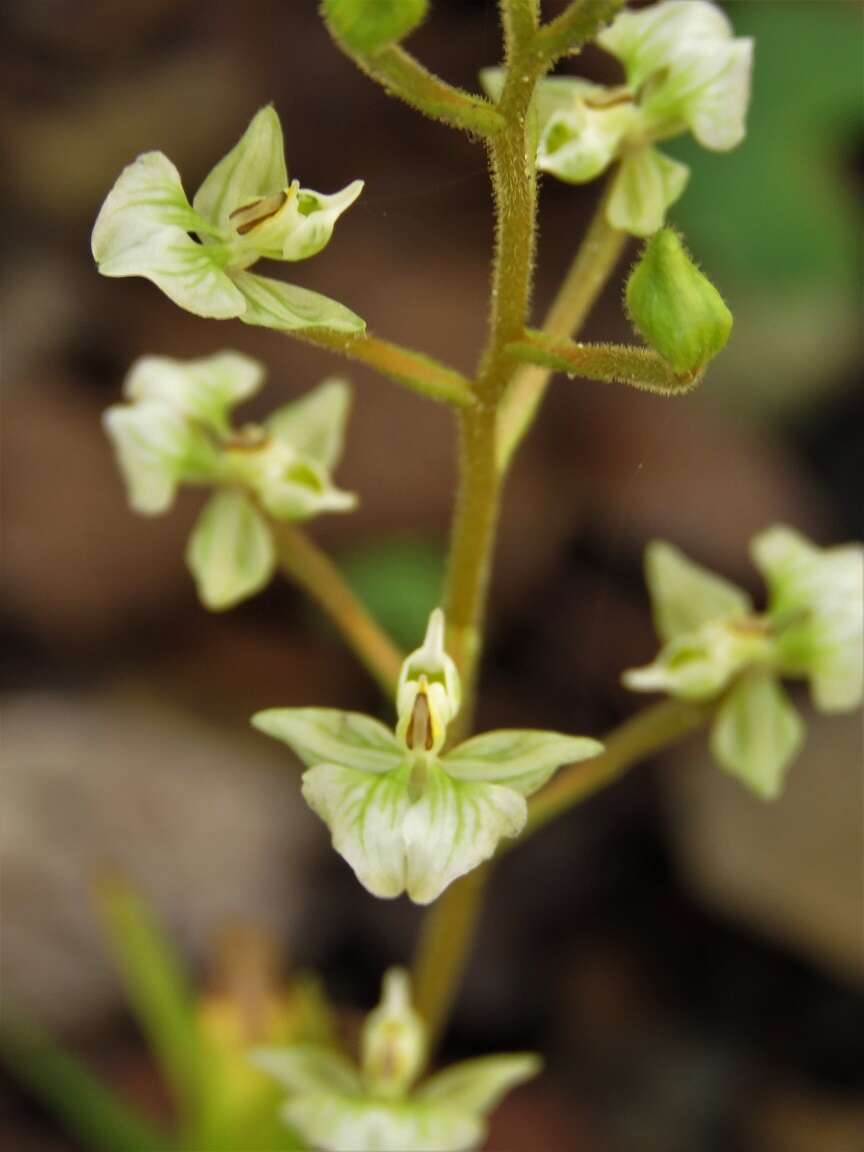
(7, 2), (859, 1150)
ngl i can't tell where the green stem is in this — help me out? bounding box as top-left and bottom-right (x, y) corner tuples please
(411, 865), (491, 1054)
(329, 41), (504, 137)
(535, 0), (624, 63)
(271, 522), (403, 697)
(415, 18), (542, 1034)
(497, 182), (628, 469)
(522, 698), (709, 839)
(300, 329), (475, 408)
(505, 332), (701, 395)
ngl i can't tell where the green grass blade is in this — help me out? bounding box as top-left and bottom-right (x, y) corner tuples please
(0, 1019), (171, 1152)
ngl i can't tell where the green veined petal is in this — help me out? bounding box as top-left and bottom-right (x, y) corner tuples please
(251, 708), (404, 773)
(193, 105), (288, 232)
(103, 401), (202, 515)
(251, 1045), (361, 1096)
(186, 490), (275, 610)
(402, 763), (526, 905)
(443, 730), (602, 795)
(233, 271), (366, 334)
(301, 762), (412, 899)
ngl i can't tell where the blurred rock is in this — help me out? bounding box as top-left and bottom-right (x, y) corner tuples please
(666, 707), (864, 985)
(1, 685), (314, 1031)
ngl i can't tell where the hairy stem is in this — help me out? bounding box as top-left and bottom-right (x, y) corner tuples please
(327, 41), (504, 137)
(415, 17), (542, 1034)
(300, 330), (475, 408)
(497, 183), (628, 469)
(271, 522), (403, 697)
(505, 332), (701, 395)
(535, 0), (624, 63)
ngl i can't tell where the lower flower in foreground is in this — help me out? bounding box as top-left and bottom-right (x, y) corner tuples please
(252, 968), (540, 1152)
(624, 526), (863, 799)
(252, 609), (603, 903)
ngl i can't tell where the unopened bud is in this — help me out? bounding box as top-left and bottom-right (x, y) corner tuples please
(322, 0), (428, 54)
(625, 229), (733, 379)
(361, 969), (426, 1097)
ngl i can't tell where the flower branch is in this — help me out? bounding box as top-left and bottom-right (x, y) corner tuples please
(297, 329), (476, 408)
(504, 331), (702, 395)
(534, 0), (625, 63)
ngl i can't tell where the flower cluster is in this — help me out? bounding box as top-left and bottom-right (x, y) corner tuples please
(253, 609), (603, 902)
(483, 0), (753, 236)
(104, 352), (356, 609)
(92, 106), (364, 332)
(625, 528), (863, 798)
(253, 968), (540, 1152)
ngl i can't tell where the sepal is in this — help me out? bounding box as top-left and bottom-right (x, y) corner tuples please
(710, 672), (804, 800)
(186, 490), (276, 610)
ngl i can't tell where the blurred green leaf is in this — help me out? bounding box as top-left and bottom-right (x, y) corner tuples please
(340, 539), (446, 649)
(97, 878), (204, 1124)
(0, 1019), (170, 1152)
(668, 1), (862, 289)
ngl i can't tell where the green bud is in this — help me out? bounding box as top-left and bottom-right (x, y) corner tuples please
(625, 229), (733, 379)
(322, 0), (428, 54)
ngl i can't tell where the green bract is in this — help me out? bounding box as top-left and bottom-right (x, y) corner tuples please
(625, 229), (733, 378)
(624, 530), (863, 798)
(104, 352), (357, 610)
(92, 106), (365, 333)
(252, 609), (603, 902)
(253, 968), (540, 1152)
(323, 0), (429, 54)
(482, 0), (753, 236)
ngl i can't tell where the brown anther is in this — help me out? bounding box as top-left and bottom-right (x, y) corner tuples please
(406, 682), (434, 752)
(229, 191), (288, 236)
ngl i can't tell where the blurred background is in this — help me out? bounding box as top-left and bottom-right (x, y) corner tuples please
(1, 1), (862, 1149)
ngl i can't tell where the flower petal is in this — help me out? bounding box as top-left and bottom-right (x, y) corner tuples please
(233, 271), (365, 334)
(752, 526), (864, 713)
(282, 1093), (481, 1152)
(443, 730), (602, 795)
(266, 378), (352, 471)
(103, 400), (214, 515)
(598, 0), (734, 91)
(301, 763), (412, 899)
(607, 147), (689, 237)
(192, 105), (288, 232)
(537, 102), (635, 185)
(280, 181), (365, 262)
(186, 490), (275, 610)
(645, 540), (752, 643)
(251, 708), (404, 773)
(251, 1045), (361, 1096)
(710, 673), (804, 800)
(402, 764), (526, 905)
(253, 452), (357, 523)
(125, 351), (264, 435)
(92, 152), (246, 318)
(418, 1053), (541, 1116)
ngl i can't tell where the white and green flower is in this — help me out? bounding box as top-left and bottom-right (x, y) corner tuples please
(483, 0), (753, 236)
(624, 529), (863, 798)
(104, 351), (356, 610)
(253, 968), (541, 1152)
(253, 609), (603, 903)
(92, 106), (365, 333)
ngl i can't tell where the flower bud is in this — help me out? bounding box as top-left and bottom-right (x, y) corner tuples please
(625, 228), (733, 378)
(396, 609), (461, 756)
(361, 969), (426, 1097)
(323, 0), (428, 54)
